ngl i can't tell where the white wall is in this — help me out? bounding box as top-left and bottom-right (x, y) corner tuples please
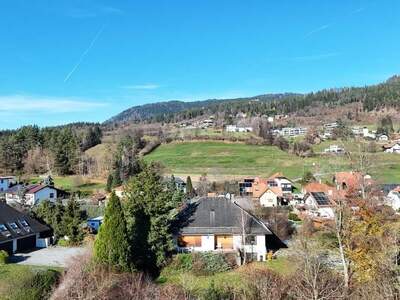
(260, 190), (278, 207)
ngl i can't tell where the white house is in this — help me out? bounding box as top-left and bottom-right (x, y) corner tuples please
(324, 144), (345, 154)
(225, 125), (253, 133)
(363, 127), (376, 139)
(0, 176), (16, 192)
(386, 189), (400, 211)
(266, 173), (294, 194)
(383, 143), (400, 153)
(378, 134), (389, 142)
(177, 197), (286, 262)
(6, 184), (58, 206)
(259, 187), (282, 207)
(304, 192), (334, 219)
(276, 127), (307, 137)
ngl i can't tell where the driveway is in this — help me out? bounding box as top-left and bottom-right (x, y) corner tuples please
(10, 246), (86, 267)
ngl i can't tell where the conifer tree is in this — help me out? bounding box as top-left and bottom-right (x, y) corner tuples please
(186, 176), (195, 197)
(124, 162), (183, 277)
(94, 192), (131, 271)
(63, 197), (85, 245)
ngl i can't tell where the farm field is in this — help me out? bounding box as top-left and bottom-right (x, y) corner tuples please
(145, 140), (400, 183)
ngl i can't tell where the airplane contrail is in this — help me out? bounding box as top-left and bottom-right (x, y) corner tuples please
(64, 26), (105, 83)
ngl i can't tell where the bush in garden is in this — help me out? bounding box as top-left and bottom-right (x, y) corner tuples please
(170, 253), (193, 271)
(192, 252), (231, 276)
(0, 250), (9, 265)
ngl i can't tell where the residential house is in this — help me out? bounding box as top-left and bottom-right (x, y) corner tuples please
(0, 176), (16, 192)
(0, 202), (52, 254)
(304, 192), (334, 219)
(324, 144), (345, 154)
(239, 178), (255, 196)
(378, 134), (389, 142)
(259, 187), (285, 207)
(266, 173), (294, 194)
(225, 125), (253, 133)
(87, 216), (104, 232)
(381, 184), (400, 211)
(6, 184), (58, 206)
(176, 197), (286, 262)
(383, 142), (400, 153)
(362, 127), (376, 139)
(275, 127), (307, 137)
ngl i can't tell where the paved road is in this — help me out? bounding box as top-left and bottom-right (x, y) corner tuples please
(10, 246), (86, 267)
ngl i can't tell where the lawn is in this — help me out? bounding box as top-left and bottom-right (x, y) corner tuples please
(30, 176), (106, 193)
(0, 264), (61, 300)
(145, 141), (400, 183)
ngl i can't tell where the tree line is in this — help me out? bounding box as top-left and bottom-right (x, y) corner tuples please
(0, 123), (102, 175)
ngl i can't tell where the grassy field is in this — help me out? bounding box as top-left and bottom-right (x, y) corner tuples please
(30, 176), (106, 193)
(0, 264), (60, 300)
(145, 140), (400, 183)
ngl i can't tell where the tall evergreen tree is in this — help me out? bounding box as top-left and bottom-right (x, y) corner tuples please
(63, 197), (85, 245)
(124, 162), (183, 277)
(94, 192), (131, 271)
(186, 176), (195, 197)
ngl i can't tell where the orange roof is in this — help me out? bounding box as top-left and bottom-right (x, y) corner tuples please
(252, 178), (268, 198)
(303, 182), (332, 194)
(334, 172), (363, 190)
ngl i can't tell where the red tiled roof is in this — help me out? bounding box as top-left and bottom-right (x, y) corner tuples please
(26, 184), (48, 194)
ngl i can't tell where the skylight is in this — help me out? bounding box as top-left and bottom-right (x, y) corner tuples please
(20, 220), (29, 227)
(8, 222), (18, 230)
(0, 224), (7, 232)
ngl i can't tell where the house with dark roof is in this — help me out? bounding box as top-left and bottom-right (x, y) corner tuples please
(304, 192), (334, 219)
(176, 197), (286, 262)
(5, 184), (59, 206)
(0, 202), (52, 254)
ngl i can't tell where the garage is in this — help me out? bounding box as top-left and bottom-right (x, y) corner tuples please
(0, 241), (13, 254)
(17, 235), (36, 252)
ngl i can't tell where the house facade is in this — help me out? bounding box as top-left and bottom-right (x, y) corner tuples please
(87, 216), (104, 232)
(6, 184), (58, 206)
(383, 143), (400, 153)
(0, 202), (51, 254)
(177, 197), (286, 262)
(304, 192), (334, 219)
(0, 176), (16, 192)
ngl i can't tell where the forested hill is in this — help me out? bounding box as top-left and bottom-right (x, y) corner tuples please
(106, 75), (400, 125)
(105, 93), (299, 124)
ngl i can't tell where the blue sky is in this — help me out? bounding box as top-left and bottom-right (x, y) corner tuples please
(1, 0), (400, 129)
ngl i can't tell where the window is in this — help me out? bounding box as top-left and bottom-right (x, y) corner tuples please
(20, 220), (29, 227)
(0, 224), (7, 232)
(178, 236), (202, 247)
(8, 222), (18, 230)
(245, 235), (257, 245)
(49, 193), (54, 199)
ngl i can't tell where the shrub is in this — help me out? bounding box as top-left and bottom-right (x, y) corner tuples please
(170, 253), (193, 271)
(0, 250), (9, 265)
(192, 252), (231, 276)
(288, 212), (301, 222)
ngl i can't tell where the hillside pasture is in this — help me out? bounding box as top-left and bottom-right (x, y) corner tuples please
(145, 141), (400, 183)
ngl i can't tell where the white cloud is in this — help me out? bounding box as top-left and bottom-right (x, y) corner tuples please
(121, 84), (161, 90)
(0, 95), (107, 113)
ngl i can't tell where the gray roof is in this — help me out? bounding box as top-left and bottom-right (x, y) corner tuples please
(0, 202), (50, 244)
(381, 184), (400, 196)
(178, 197), (272, 235)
